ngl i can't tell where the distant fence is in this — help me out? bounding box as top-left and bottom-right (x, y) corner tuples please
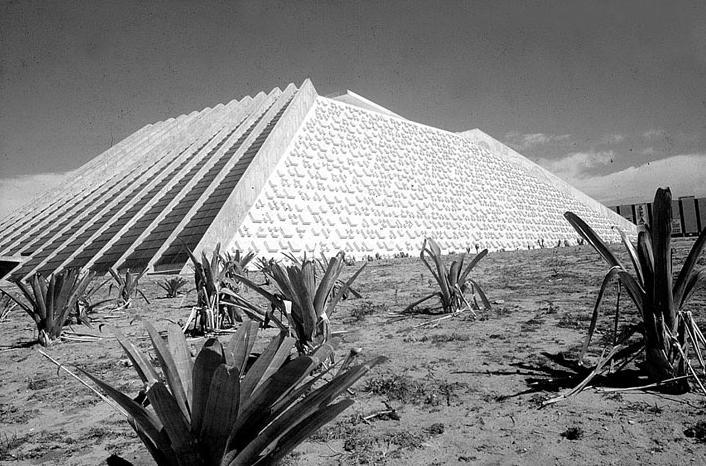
(609, 196), (705, 236)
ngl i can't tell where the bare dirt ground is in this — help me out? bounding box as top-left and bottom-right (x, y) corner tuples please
(1, 240), (706, 465)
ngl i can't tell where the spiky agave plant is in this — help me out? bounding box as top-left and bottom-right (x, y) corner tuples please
(565, 187), (706, 393)
(109, 268), (150, 309)
(237, 252), (366, 355)
(405, 238), (491, 314)
(221, 249), (256, 292)
(82, 320), (384, 465)
(186, 244), (267, 332)
(2, 268), (95, 346)
(158, 276), (189, 298)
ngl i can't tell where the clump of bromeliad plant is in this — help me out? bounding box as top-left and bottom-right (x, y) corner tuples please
(109, 268), (150, 309)
(158, 276), (190, 299)
(1, 268), (96, 346)
(185, 244), (268, 334)
(237, 251), (367, 355)
(559, 187), (706, 397)
(67, 319), (384, 465)
(405, 238), (491, 315)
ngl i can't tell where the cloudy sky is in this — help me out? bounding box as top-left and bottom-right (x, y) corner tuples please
(1, 0), (704, 218)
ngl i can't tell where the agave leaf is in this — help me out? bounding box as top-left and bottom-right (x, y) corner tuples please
(254, 399), (354, 466)
(233, 273), (278, 302)
(467, 278), (491, 310)
(402, 292), (441, 313)
(579, 266), (622, 364)
(421, 239), (449, 299)
(199, 364), (240, 462)
(45, 274), (56, 330)
(227, 321), (259, 372)
(313, 254), (341, 315)
(298, 262), (318, 336)
(237, 356), (386, 464)
(112, 327), (159, 385)
(108, 268), (123, 287)
(680, 269), (706, 309)
(448, 260), (461, 287)
(191, 338), (225, 434)
(614, 227), (644, 287)
(13, 279), (37, 313)
(228, 356), (318, 451)
(269, 354), (384, 425)
(325, 261), (366, 318)
(31, 275), (47, 321)
(240, 333), (295, 400)
(1, 287), (36, 322)
(564, 212), (622, 268)
(650, 188), (674, 327)
(168, 323), (194, 403)
(637, 229), (654, 292)
(674, 227), (706, 308)
(615, 270), (646, 315)
(459, 248), (488, 284)
(128, 417), (178, 466)
(146, 382), (200, 463)
(80, 370), (171, 454)
(54, 269), (72, 314)
(144, 322), (191, 422)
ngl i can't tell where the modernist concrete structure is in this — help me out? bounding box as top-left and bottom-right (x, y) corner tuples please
(0, 80), (635, 280)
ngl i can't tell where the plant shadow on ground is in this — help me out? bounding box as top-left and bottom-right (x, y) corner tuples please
(480, 351), (657, 404)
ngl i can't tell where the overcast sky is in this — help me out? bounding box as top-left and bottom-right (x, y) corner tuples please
(1, 0), (705, 217)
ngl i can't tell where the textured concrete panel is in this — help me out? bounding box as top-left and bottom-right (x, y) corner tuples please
(230, 96), (635, 259)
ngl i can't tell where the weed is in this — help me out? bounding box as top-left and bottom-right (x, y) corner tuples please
(350, 301), (387, 321)
(560, 426), (584, 440)
(157, 276), (188, 298)
(0, 432), (28, 461)
(684, 421), (706, 442)
(363, 374), (466, 406)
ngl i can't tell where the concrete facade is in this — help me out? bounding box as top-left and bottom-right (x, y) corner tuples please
(0, 79), (635, 280)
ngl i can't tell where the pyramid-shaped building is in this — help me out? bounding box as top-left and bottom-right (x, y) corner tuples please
(0, 79), (635, 280)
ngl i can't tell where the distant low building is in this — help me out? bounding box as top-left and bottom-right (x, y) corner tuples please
(610, 196), (705, 236)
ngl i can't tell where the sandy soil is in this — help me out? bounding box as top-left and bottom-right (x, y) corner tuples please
(1, 240), (705, 465)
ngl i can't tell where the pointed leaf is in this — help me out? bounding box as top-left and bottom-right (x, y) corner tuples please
(144, 321), (191, 422)
(467, 278), (491, 310)
(650, 188), (674, 327)
(146, 382), (200, 462)
(614, 227), (644, 287)
(241, 355), (386, 464)
(313, 254), (342, 314)
(168, 323), (194, 404)
(459, 249), (488, 284)
(255, 399), (354, 465)
(579, 266), (621, 363)
(80, 370), (171, 454)
(240, 333), (294, 400)
(191, 338), (225, 434)
(564, 212), (622, 268)
(674, 227), (706, 308)
(325, 261), (366, 318)
(200, 365), (240, 462)
(228, 356), (318, 451)
(227, 321), (259, 373)
(680, 269), (706, 309)
(112, 327), (159, 385)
